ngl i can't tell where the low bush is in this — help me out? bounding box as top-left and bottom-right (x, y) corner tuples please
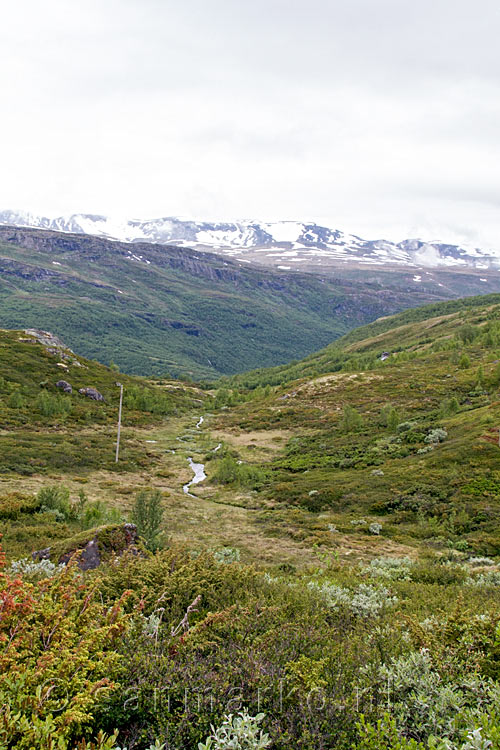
(0, 492), (41, 520)
(213, 456), (267, 490)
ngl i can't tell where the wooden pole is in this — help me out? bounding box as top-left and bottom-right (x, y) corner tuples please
(115, 382), (123, 463)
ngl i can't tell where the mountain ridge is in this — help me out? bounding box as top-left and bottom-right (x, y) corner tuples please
(0, 209), (497, 271)
(0, 224), (449, 379)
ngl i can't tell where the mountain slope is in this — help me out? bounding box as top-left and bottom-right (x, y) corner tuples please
(0, 225), (485, 380)
(207, 294), (500, 558)
(1, 210), (498, 270)
(226, 293), (500, 387)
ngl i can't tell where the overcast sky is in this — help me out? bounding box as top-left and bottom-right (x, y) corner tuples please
(1, 0), (499, 247)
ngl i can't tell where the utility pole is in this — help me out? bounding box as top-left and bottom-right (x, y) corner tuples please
(115, 382), (123, 463)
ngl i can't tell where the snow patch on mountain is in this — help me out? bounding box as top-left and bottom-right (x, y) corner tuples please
(0, 210), (499, 270)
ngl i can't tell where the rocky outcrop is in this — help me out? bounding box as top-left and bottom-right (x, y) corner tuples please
(78, 387), (104, 401)
(32, 523), (141, 571)
(24, 329), (72, 351)
(55, 379), (72, 393)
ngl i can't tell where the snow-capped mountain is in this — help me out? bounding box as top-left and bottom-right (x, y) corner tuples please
(0, 210), (498, 270)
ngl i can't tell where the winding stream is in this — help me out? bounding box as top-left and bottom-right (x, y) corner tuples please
(183, 457), (207, 496)
(183, 416), (207, 496)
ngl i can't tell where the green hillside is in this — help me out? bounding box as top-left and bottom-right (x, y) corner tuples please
(0, 328), (204, 559)
(209, 294), (500, 558)
(1, 225), (500, 380)
(225, 292), (500, 387)
(3, 299), (500, 749)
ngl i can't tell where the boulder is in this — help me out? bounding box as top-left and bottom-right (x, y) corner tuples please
(32, 523), (141, 571)
(56, 380), (73, 393)
(32, 547), (51, 561)
(59, 538), (101, 570)
(78, 386), (104, 401)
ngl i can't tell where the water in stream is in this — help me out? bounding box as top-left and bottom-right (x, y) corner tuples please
(182, 416), (207, 495)
(183, 457), (207, 496)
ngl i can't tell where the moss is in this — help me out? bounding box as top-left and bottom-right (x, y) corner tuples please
(48, 523), (141, 563)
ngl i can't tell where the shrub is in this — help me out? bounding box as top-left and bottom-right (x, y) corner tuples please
(467, 557), (495, 567)
(380, 404), (400, 430)
(37, 485), (72, 519)
(213, 547), (241, 564)
(411, 561), (468, 585)
(36, 390), (72, 417)
(307, 581), (397, 617)
(458, 325), (478, 345)
(425, 429), (448, 444)
(341, 404), (363, 432)
(8, 557), (65, 581)
(465, 571), (500, 587)
(376, 650), (500, 744)
(351, 518), (367, 527)
(0, 492), (41, 520)
(459, 354), (471, 369)
(440, 397), (460, 417)
(362, 557), (413, 581)
(397, 421), (417, 433)
(0, 542), (130, 748)
(198, 711), (271, 750)
(131, 489), (165, 552)
(213, 456), (267, 490)
(80, 500), (123, 530)
(7, 390), (24, 408)
(124, 385), (173, 415)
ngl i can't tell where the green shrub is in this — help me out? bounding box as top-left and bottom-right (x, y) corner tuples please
(459, 354), (471, 369)
(425, 429), (448, 444)
(341, 404), (363, 432)
(213, 456), (267, 489)
(0, 492), (41, 520)
(37, 485), (72, 520)
(36, 390), (72, 417)
(7, 390), (24, 408)
(131, 489), (165, 552)
(440, 397), (460, 417)
(379, 404), (400, 430)
(213, 546), (240, 564)
(79, 500), (123, 530)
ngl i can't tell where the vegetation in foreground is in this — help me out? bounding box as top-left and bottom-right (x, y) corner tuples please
(2, 539), (500, 749)
(3, 295), (500, 747)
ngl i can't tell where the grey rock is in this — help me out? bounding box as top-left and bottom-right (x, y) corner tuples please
(78, 386), (104, 401)
(56, 379), (72, 393)
(32, 523), (140, 571)
(24, 329), (73, 352)
(32, 547), (51, 561)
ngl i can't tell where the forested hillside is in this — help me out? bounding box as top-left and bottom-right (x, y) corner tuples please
(1, 226), (499, 379)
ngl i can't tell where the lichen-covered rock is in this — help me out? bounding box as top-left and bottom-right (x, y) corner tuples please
(24, 329), (72, 351)
(78, 386), (104, 401)
(55, 379), (73, 393)
(32, 523), (141, 571)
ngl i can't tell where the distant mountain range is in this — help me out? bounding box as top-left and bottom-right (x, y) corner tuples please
(0, 210), (497, 271)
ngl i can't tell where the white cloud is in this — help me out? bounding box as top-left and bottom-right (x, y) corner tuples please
(1, 0), (500, 248)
